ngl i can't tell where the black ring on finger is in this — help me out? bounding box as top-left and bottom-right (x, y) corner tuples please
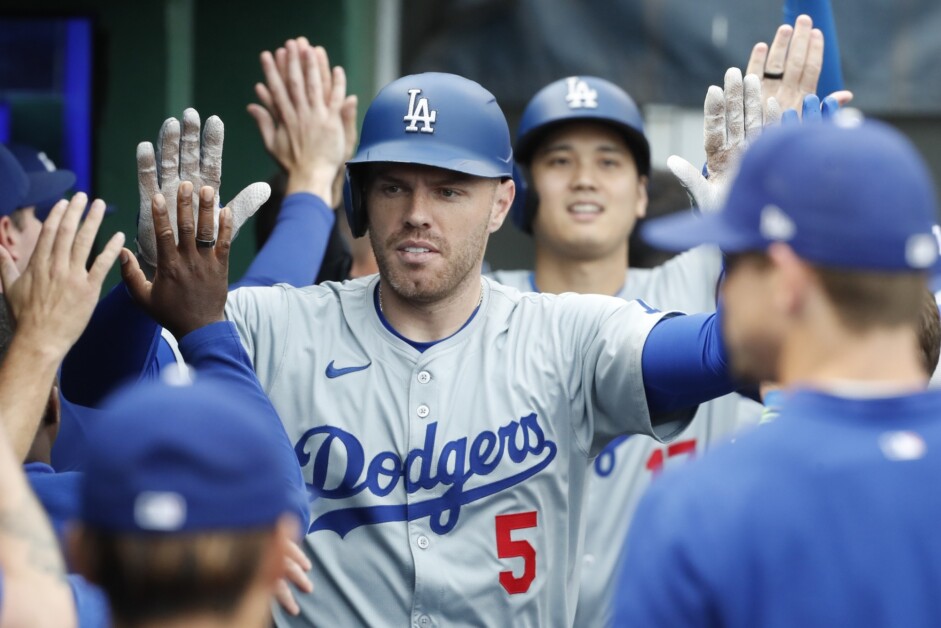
(195, 237), (216, 248)
(763, 71), (784, 80)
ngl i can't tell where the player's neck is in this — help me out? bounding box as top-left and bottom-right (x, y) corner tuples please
(778, 324), (926, 393)
(533, 245), (627, 296)
(378, 272), (483, 343)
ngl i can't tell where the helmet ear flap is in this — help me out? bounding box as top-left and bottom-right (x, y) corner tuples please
(510, 163), (540, 235)
(344, 167), (369, 238)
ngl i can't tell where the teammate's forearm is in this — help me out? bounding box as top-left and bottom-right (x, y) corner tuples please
(0, 333), (63, 462)
(0, 413), (76, 627)
(641, 312), (736, 418)
(233, 192), (335, 289)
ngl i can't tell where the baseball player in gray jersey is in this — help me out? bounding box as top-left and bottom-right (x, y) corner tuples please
(121, 54), (741, 625)
(490, 74), (760, 627)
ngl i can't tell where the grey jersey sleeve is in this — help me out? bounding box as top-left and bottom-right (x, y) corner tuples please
(224, 285), (293, 391)
(627, 245), (723, 313)
(550, 293), (674, 457)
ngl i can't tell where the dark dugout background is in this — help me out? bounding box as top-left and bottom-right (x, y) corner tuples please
(400, 0), (941, 270)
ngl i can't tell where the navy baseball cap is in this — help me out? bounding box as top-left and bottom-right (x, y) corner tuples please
(2, 144), (75, 220)
(643, 119), (939, 272)
(81, 377), (297, 533)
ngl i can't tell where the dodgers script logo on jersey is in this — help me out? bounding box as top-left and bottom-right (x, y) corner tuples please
(565, 77), (598, 109)
(404, 88), (437, 133)
(294, 413), (557, 537)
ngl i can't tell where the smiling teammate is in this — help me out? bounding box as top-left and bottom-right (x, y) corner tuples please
(490, 72), (765, 627)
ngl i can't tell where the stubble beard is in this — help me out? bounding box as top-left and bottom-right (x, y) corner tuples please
(370, 221), (489, 305)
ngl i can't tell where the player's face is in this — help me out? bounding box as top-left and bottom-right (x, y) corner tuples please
(529, 122), (648, 261)
(721, 252), (785, 383)
(366, 164), (514, 303)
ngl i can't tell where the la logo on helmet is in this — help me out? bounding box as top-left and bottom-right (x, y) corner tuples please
(565, 77), (598, 109)
(404, 88), (437, 133)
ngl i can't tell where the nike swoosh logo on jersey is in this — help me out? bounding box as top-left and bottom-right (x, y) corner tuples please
(325, 360), (372, 378)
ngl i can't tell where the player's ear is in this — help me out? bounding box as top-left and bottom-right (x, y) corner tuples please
(488, 178), (515, 233)
(769, 242), (810, 317)
(0, 215), (17, 252)
(635, 174), (649, 219)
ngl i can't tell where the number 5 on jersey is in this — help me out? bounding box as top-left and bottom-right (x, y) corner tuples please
(495, 511), (538, 594)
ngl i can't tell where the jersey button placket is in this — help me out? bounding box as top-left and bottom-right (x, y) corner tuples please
(414, 614), (434, 628)
(408, 362), (438, 623)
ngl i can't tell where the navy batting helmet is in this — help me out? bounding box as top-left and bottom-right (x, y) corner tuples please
(344, 72), (514, 238)
(510, 76), (650, 233)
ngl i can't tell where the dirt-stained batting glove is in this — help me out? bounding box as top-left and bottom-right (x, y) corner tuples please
(136, 108), (270, 278)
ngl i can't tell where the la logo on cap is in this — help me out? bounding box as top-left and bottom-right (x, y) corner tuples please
(905, 233), (938, 269)
(759, 204), (796, 241)
(565, 77), (598, 109)
(404, 88), (437, 134)
(134, 491), (187, 531)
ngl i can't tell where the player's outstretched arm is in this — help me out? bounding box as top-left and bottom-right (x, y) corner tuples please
(247, 37), (351, 206)
(0, 194), (124, 461)
(640, 312), (738, 432)
(0, 423), (76, 628)
(237, 37), (356, 289)
(0, 193), (125, 628)
(128, 180), (315, 612)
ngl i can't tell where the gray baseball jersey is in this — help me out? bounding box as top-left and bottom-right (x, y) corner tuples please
(225, 275), (689, 627)
(491, 245), (762, 628)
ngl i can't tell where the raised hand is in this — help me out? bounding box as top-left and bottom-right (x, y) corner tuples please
(122, 182), (230, 339)
(248, 37), (352, 206)
(667, 68), (770, 213)
(136, 109), (271, 278)
(0, 193), (124, 356)
(745, 14), (853, 117)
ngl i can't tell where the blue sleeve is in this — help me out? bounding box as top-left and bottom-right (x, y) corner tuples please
(177, 322), (310, 532)
(60, 284), (162, 407)
(641, 312), (736, 418)
(613, 480), (713, 626)
(67, 574), (111, 628)
(784, 0), (844, 97)
(232, 192), (334, 289)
